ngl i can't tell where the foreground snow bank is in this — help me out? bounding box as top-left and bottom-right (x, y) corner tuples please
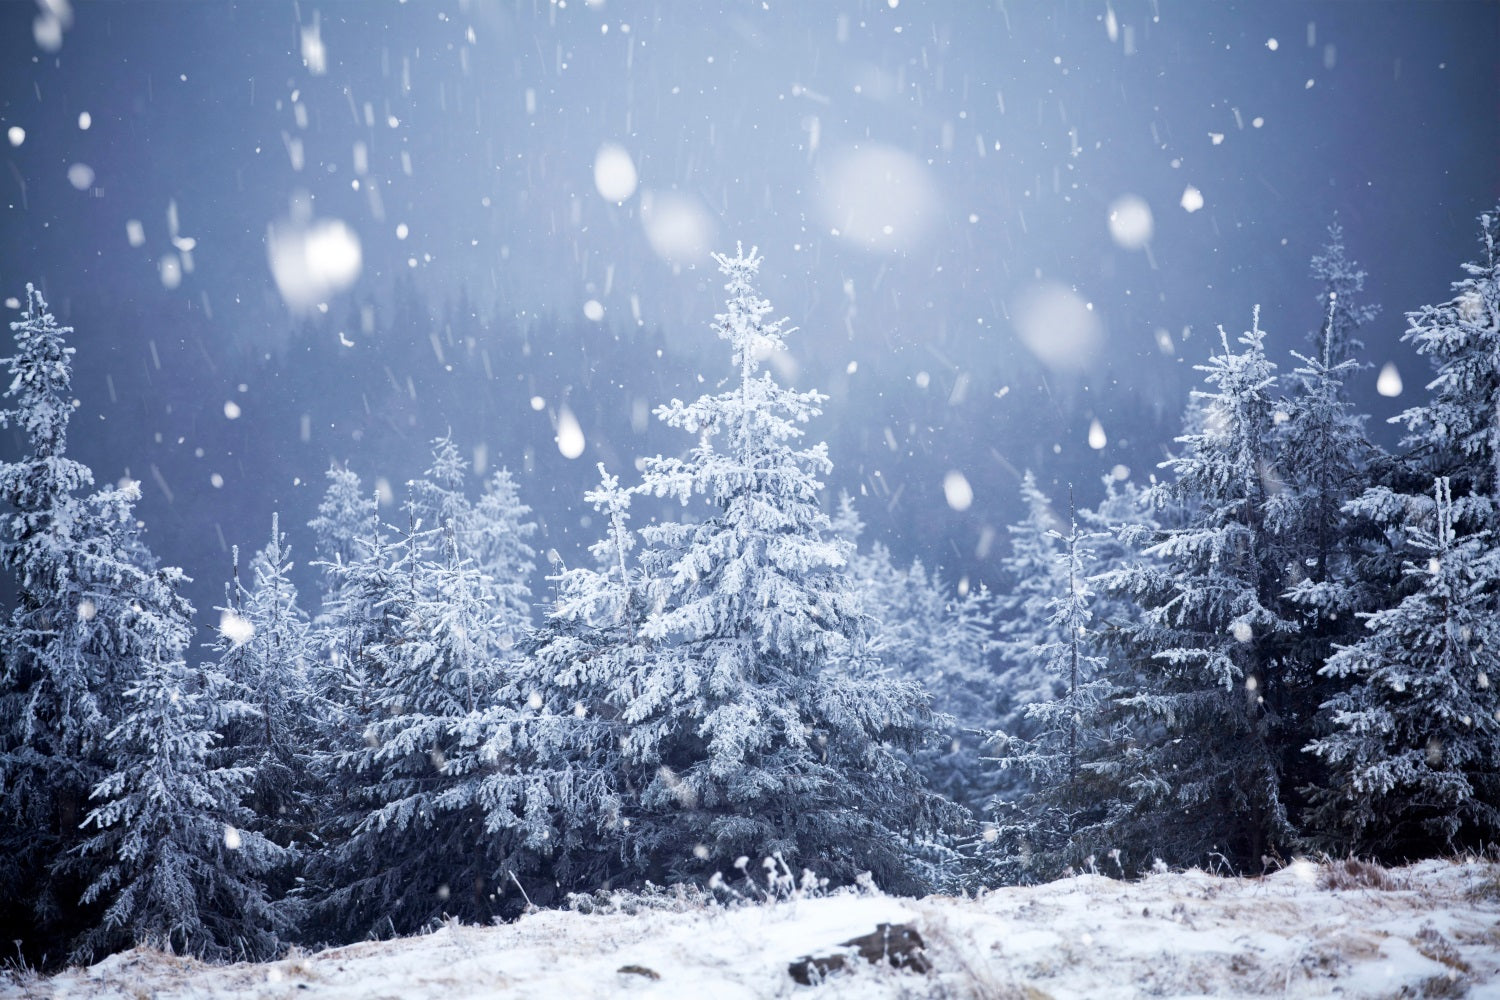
(11, 859), (1500, 999)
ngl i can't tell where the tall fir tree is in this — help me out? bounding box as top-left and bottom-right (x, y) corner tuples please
(990, 490), (1121, 881)
(456, 464), (643, 908)
(992, 473), (1070, 753)
(1268, 237), (1383, 833)
(72, 599), (286, 963)
(1305, 206), (1500, 854)
(0, 287), (198, 963)
(618, 246), (951, 891)
(213, 515), (320, 853)
(1306, 478), (1500, 854)
(1100, 308), (1298, 871)
(309, 442), (535, 938)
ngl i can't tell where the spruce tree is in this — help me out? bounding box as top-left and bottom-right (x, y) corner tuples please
(214, 515), (320, 852)
(1305, 207), (1500, 855)
(990, 490), (1121, 880)
(1269, 237), (1383, 834)
(311, 442), (534, 938)
(1100, 309), (1297, 871)
(457, 464), (642, 908)
(623, 246), (950, 891)
(0, 287), (200, 962)
(73, 624), (286, 963)
(1306, 478), (1500, 854)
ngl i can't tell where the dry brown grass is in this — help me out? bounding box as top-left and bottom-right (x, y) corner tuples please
(1317, 858), (1401, 891)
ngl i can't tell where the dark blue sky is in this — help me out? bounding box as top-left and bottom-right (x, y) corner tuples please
(1, 1), (1496, 617)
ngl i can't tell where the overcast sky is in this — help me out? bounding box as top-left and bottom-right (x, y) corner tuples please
(1, 0), (1496, 615)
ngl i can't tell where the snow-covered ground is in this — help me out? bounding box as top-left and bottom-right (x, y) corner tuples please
(9, 858), (1499, 999)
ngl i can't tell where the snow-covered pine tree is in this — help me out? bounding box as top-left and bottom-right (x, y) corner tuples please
(1306, 478), (1500, 855)
(308, 463), (369, 579)
(836, 492), (999, 815)
(213, 515), (320, 852)
(1099, 308), (1298, 871)
(306, 467), (391, 762)
(1268, 240), (1383, 832)
(991, 473), (1070, 754)
(455, 464), (641, 909)
(468, 465), (537, 635)
(1302, 207), (1500, 855)
(0, 286), (201, 962)
(72, 587), (287, 964)
(990, 489), (1121, 881)
(1394, 206), (1500, 530)
(312, 442), (530, 938)
(1308, 222), (1381, 368)
(625, 246), (951, 892)
(0, 284), (105, 955)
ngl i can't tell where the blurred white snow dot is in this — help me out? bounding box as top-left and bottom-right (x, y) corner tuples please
(1180, 185), (1205, 213)
(33, 13), (64, 52)
(1231, 621), (1253, 643)
(943, 470), (974, 511)
(3, 298), (17, 310)
(693, 844), (710, 860)
(1209, 132), (1225, 145)
(530, 395), (546, 411)
(818, 144), (938, 252)
(158, 254), (182, 290)
(267, 216), (363, 311)
(5, 126), (23, 147)
(77, 111), (91, 130)
(846, 360), (858, 374)
(223, 400), (242, 420)
(1088, 418), (1107, 450)
(593, 142), (638, 202)
(1266, 37), (1279, 50)
(527, 691), (544, 710)
(66, 163), (95, 190)
(125, 219), (145, 247)
(223, 825), (243, 850)
(395, 222), (409, 240)
(555, 407), (586, 459)
(1111, 463), (1130, 480)
(1107, 194), (1153, 249)
(210, 473), (224, 488)
(1376, 361), (1403, 397)
(77, 599), (96, 621)
(640, 190), (715, 264)
(582, 299), (605, 322)
(219, 609), (254, 646)
(300, 19), (326, 75)
(1010, 282), (1104, 374)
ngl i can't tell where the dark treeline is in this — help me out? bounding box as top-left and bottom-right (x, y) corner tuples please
(1, 214), (1497, 968)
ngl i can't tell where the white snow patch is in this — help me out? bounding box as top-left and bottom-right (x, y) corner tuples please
(5, 126), (23, 147)
(33, 860), (1500, 999)
(1180, 185), (1205, 212)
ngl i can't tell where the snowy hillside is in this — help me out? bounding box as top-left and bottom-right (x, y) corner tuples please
(12, 858), (1499, 999)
